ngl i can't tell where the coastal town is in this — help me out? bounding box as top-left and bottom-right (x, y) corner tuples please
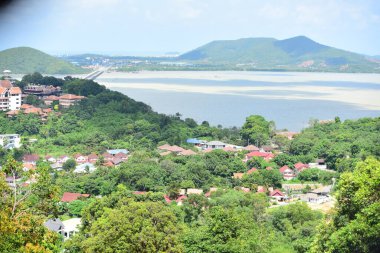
(1, 68), (339, 244)
(0, 61), (378, 253)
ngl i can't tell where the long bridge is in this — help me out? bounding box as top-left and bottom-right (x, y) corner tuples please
(83, 67), (108, 80)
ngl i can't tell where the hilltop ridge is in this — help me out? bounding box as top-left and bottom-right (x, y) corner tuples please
(0, 47), (88, 74)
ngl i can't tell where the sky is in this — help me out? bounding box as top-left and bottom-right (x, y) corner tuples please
(0, 0), (379, 56)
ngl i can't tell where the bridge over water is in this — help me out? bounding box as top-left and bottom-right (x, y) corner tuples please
(83, 67), (108, 80)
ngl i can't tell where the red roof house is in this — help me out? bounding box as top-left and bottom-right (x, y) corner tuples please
(269, 189), (285, 197)
(114, 152), (128, 160)
(179, 149), (197, 156)
(294, 162), (309, 172)
(257, 186), (266, 193)
(246, 151), (274, 161)
(87, 153), (99, 163)
(60, 192), (90, 202)
(22, 154), (40, 164)
(0, 80), (12, 88)
(74, 154), (88, 164)
(244, 145), (260, 152)
(279, 166), (295, 180)
(102, 152), (114, 161)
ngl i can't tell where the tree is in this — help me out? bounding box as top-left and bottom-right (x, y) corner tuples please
(62, 159), (76, 171)
(183, 205), (273, 253)
(273, 153), (297, 168)
(241, 115), (270, 146)
(311, 157), (380, 252)
(25, 94), (42, 106)
(79, 201), (183, 253)
(297, 168), (337, 184)
(270, 202), (323, 253)
(0, 155), (61, 252)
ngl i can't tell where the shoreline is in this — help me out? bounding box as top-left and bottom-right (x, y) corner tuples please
(97, 71), (380, 111)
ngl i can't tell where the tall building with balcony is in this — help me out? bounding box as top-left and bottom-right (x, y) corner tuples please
(0, 80), (22, 111)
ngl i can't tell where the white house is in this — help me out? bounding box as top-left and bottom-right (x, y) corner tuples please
(279, 166), (296, 180)
(62, 218), (81, 240)
(308, 159), (327, 170)
(0, 81), (22, 111)
(44, 218), (82, 241)
(74, 162), (96, 173)
(0, 134), (21, 149)
(205, 141), (227, 150)
(74, 154), (88, 164)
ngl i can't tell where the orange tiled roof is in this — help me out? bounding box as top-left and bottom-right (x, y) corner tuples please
(24, 107), (42, 114)
(60, 94), (85, 100)
(61, 192), (90, 202)
(20, 104), (33, 109)
(44, 95), (60, 101)
(0, 80), (12, 88)
(9, 87), (21, 94)
(6, 110), (19, 115)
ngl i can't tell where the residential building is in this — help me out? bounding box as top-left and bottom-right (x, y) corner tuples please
(62, 218), (81, 240)
(74, 154), (88, 164)
(186, 188), (203, 195)
(279, 165), (296, 180)
(57, 155), (70, 164)
(243, 145), (260, 152)
(309, 159), (327, 170)
(205, 141), (226, 149)
(0, 84), (22, 111)
(22, 154), (40, 165)
(178, 149), (197, 156)
(114, 152), (128, 160)
(186, 138), (207, 147)
(102, 152), (114, 161)
(24, 84), (61, 97)
(245, 151), (275, 161)
(87, 153), (99, 164)
(59, 94), (85, 108)
(276, 131), (298, 140)
(74, 162), (96, 173)
(60, 192), (90, 202)
(270, 189), (287, 201)
(44, 218), (64, 235)
(43, 95), (60, 105)
(294, 162), (309, 174)
(107, 149), (129, 155)
(300, 185), (332, 204)
(0, 134), (21, 149)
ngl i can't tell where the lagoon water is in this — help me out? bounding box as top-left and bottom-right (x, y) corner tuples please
(96, 71), (380, 131)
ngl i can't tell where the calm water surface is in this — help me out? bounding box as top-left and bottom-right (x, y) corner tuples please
(97, 71), (380, 131)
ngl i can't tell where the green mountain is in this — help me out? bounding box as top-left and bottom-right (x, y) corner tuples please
(179, 36), (380, 72)
(0, 47), (88, 74)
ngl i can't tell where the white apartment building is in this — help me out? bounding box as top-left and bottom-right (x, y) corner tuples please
(0, 134), (21, 149)
(0, 80), (22, 111)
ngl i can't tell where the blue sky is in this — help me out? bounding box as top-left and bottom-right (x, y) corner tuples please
(0, 0), (379, 56)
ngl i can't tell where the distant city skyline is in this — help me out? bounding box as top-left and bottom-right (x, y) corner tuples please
(0, 0), (379, 56)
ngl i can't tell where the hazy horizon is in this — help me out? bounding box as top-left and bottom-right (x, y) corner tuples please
(0, 0), (379, 56)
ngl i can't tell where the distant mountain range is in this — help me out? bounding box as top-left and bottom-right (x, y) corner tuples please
(179, 36), (380, 72)
(0, 47), (88, 74)
(2, 37), (379, 74)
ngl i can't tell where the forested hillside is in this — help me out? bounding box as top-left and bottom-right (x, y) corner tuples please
(0, 47), (88, 74)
